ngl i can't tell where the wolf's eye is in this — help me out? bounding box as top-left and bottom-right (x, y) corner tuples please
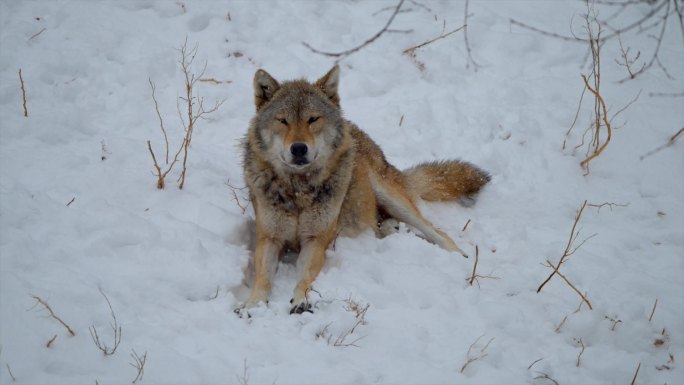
(308, 116), (320, 124)
(276, 118), (288, 125)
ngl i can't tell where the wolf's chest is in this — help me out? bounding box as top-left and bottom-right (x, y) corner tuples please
(257, 173), (336, 215)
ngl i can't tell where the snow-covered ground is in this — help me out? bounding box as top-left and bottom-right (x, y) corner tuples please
(1, 1), (682, 384)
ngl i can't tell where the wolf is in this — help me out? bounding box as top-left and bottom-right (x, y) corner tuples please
(238, 65), (490, 315)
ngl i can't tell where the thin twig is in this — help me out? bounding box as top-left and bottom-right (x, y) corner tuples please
(6, 364), (16, 382)
(463, 0), (480, 69)
(587, 201), (629, 212)
(649, 298), (658, 322)
(302, 0), (405, 61)
(130, 349), (147, 384)
(537, 200), (588, 293)
(468, 245), (479, 285)
(546, 262), (593, 310)
(461, 219), (471, 232)
(640, 127), (684, 160)
(630, 362), (641, 385)
(402, 24), (465, 53)
(30, 295), (76, 336)
(46, 334), (57, 348)
(19, 69), (27, 117)
(89, 288), (122, 356)
(28, 27), (46, 42)
(460, 334), (494, 373)
(575, 337), (585, 367)
(149, 78), (169, 164)
(66, 197), (75, 207)
(527, 357), (544, 370)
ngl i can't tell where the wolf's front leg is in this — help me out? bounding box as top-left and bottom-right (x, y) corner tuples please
(236, 235), (282, 316)
(290, 236), (331, 314)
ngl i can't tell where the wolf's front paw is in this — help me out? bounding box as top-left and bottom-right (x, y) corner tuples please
(233, 306), (251, 319)
(289, 298), (313, 314)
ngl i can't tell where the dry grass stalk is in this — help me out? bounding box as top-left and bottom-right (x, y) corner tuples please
(468, 245), (479, 286)
(605, 316), (622, 331)
(575, 337), (585, 367)
(465, 245), (500, 288)
(533, 372), (559, 385)
(30, 295), (76, 336)
(399, 114), (404, 126)
(640, 127), (684, 160)
(46, 334), (57, 348)
(460, 334), (494, 373)
(130, 349), (147, 384)
(89, 288), (122, 356)
(648, 298), (658, 322)
(461, 219), (471, 232)
(630, 362), (641, 385)
(302, 0), (405, 62)
(19, 69), (27, 117)
(332, 298), (370, 347)
(554, 315), (568, 333)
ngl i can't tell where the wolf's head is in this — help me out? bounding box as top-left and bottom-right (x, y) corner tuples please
(249, 66), (347, 174)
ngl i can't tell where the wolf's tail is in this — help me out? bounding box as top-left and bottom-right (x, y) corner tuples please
(403, 160), (490, 205)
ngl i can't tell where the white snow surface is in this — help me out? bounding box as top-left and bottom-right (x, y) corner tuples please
(1, 1), (683, 384)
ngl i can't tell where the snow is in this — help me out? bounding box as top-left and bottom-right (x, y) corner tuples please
(1, 1), (683, 384)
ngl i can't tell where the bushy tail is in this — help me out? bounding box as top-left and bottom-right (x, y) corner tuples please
(403, 160), (490, 205)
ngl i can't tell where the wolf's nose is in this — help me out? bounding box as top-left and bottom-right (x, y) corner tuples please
(290, 143), (308, 157)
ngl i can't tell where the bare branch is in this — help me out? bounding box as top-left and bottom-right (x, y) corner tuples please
(537, 200), (588, 293)
(302, 0), (405, 61)
(30, 295), (76, 336)
(89, 288), (122, 356)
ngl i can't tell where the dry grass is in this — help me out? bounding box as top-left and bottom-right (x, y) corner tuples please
(459, 334), (494, 373)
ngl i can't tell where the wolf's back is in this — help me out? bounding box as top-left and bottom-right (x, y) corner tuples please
(403, 160), (490, 203)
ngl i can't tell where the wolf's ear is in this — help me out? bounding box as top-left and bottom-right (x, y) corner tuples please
(254, 69), (280, 111)
(314, 65), (340, 106)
